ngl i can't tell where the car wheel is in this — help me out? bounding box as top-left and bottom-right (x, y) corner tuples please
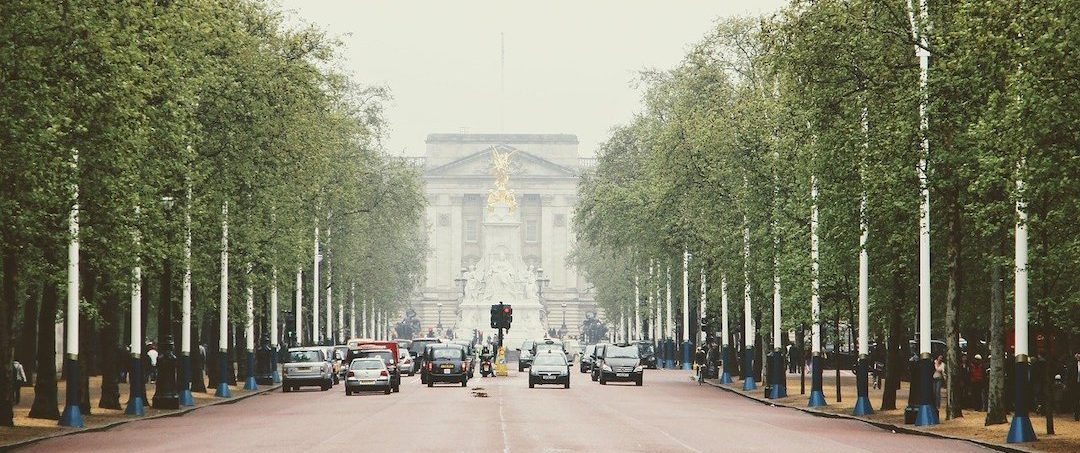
(635, 378), (643, 386)
(599, 376), (607, 385)
(529, 380), (535, 389)
(282, 385), (291, 393)
(345, 388), (352, 396)
(427, 381), (433, 388)
(564, 382), (570, 389)
(383, 387), (391, 395)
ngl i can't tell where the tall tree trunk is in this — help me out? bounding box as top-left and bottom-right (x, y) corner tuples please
(29, 268), (60, 420)
(191, 316), (206, 392)
(98, 274), (121, 409)
(77, 267), (95, 415)
(0, 249), (19, 426)
(881, 276), (906, 411)
(945, 201), (963, 419)
(985, 263), (1007, 425)
(16, 284), (39, 384)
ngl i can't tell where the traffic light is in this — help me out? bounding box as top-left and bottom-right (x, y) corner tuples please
(489, 303), (514, 329)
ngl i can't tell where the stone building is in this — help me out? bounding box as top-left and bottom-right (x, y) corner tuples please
(408, 133), (595, 339)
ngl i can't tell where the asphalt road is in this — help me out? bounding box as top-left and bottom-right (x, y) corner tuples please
(21, 368), (991, 453)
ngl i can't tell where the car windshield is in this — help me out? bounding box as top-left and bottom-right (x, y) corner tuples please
(351, 359), (383, 370)
(534, 354), (567, 366)
(289, 350), (321, 362)
(432, 348), (461, 360)
(637, 344), (655, 355)
(358, 351), (393, 364)
(606, 346), (639, 359)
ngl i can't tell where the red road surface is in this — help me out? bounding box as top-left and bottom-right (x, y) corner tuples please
(21, 369), (991, 452)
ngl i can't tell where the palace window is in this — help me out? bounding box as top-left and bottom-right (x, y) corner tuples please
(525, 219), (539, 243)
(465, 218), (479, 242)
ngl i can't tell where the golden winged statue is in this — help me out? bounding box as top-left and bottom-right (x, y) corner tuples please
(487, 147), (518, 213)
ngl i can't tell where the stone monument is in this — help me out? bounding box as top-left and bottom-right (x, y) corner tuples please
(455, 148), (548, 347)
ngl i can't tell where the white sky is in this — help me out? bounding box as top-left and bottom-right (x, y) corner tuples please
(277, 0), (786, 157)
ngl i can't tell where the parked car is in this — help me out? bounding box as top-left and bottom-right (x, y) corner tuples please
(633, 341), (658, 369)
(529, 351), (570, 389)
(580, 344), (597, 374)
(596, 344), (643, 386)
(517, 339), (536, 371)
(282, 347), (334, 392)
(590, 344), (609, 382)
(344, 357), (392, 395)
(344, 345), (401, 392)
(423, 344), (469, 387)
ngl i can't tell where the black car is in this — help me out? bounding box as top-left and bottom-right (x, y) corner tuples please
(634, 341), (657, 369)
(450, 340), (476, 379)
(580, 345), (597, 373)
(409, 338), (440, 374)
(590, 344), (609, 382)
(423, 344), (468, 387)
(344, 347), (401, 392)
(596, 344), (643, 386)
(529, 352), (570, 389)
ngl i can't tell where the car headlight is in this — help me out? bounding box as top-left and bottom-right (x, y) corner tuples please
(634, 365), (644, 372)
(602, 364), (612, 372)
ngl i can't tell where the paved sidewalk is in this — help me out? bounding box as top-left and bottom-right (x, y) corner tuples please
(697, 370), (1078, 453)
(1, 375), (278, 450)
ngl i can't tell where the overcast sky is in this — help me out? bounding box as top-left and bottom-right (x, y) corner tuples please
(278, 0), (786, 157)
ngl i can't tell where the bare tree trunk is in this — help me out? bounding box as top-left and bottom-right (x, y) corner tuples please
(98, 274), (121, 409)
(0, 249), (19, 426)
(881, 277), (906, 411)
(16, 284), (39, 384)
(945, 202), (963, 419)
(985, 263), (1007, 425)
(29, 269), (60, 420)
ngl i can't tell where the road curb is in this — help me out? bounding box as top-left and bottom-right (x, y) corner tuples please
(1, 384), (281, 452)
(701, 378), (1037, 453)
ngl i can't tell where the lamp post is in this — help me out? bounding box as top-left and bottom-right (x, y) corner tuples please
(153, 195), (180, 410)
(125, 205), (146, 416)
(560, 303), (567, 339)
(535, 268), (550, 331)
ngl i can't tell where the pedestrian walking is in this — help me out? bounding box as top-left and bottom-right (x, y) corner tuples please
(146, 342), (159, 383)
(12, 360), (27, 404)
(932, 355), (945, 408)
(1066, 351), (1080, 421)
(969, 354), (986, 410)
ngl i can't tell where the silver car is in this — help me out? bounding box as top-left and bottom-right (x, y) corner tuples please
(529, 351), (570, 389)
(282, 347), (334, 392)
(344, 358), (392, 395)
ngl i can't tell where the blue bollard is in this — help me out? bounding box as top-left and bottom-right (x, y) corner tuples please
(768, 350), (787, 398)
(125, 355), (146, 415)
(58, 356), (85, 428)
(719, 345), (733, 384)
(809, 354), (827, 407)
(681, 341), (692, 370)
(271, 346), (281, 383)
(215, 350), (232, 398)
(915, 356), (938, 425)
(742, 346), (756, 390)
(664, 340), (674, 369)
(179, 353), (194, 406)
(243, 351), (258, 390)
(853, 357), (873, 415)
(1006, 359), (1036, 442)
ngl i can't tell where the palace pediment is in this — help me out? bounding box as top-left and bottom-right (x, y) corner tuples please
(425, 144), (578, 179)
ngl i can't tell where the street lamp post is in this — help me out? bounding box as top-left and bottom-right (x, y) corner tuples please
(560, 303), (567, 339)
(535, 268), (550, 333)
(153, 196), (180, 410)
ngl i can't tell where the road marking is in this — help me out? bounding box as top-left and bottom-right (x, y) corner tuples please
(498, 379), (510, 453)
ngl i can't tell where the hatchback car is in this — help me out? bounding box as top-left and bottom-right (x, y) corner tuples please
(424, 344), (468, 387)
(597, 344), (644, 386)
(282, 347), (334, 392)
(529, 352), (570, 389)
(398, 350), (415, 376)
(344, 358), (392, 395)
(344, 347), (401, 392)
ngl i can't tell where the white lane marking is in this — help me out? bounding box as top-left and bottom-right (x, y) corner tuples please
(498, 379), (510, 453)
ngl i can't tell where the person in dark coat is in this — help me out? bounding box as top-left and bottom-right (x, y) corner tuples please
(1066, 351), (1080, 421)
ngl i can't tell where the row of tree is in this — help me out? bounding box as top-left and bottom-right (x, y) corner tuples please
(573, 0), (1078, 425)
(0, 1), (426, 427)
